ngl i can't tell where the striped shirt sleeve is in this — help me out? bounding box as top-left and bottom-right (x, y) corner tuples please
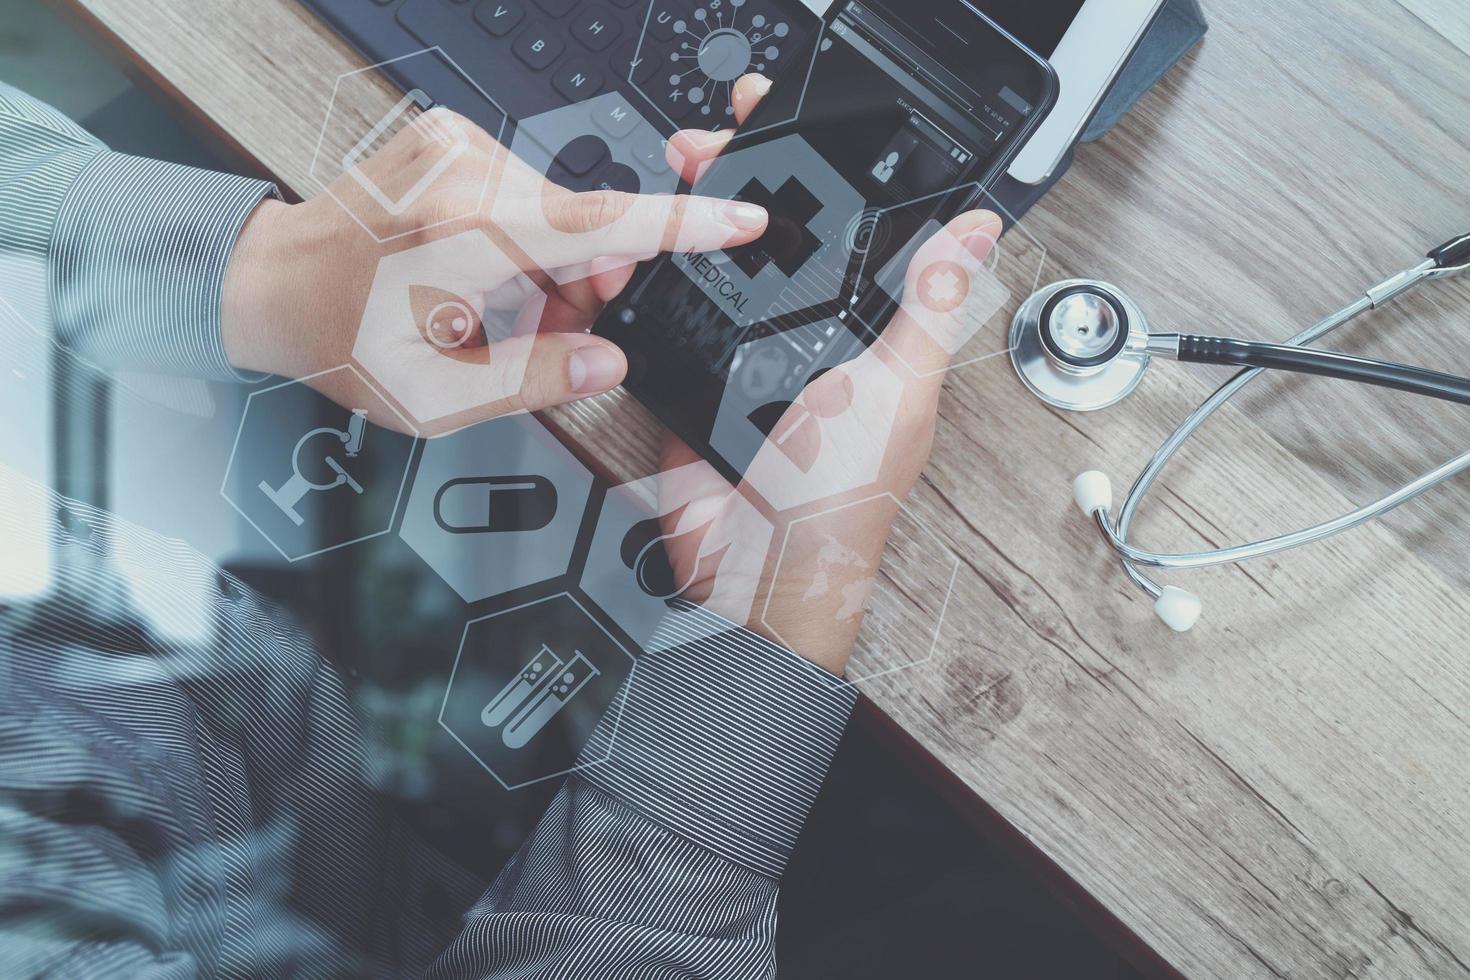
(2, 85), (863, 978)
(431, 603), (857, 978)
(0, 83), (275, 381)
(577, 601), (857, 879)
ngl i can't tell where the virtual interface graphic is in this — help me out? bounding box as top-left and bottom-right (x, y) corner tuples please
(598, 0), (1045, 478)
(638, 0), (797, 128)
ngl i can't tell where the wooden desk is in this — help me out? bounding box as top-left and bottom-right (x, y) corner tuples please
(60, 0), (1470, 974)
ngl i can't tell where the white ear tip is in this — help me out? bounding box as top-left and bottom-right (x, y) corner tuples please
(1072, 471), (1113, 515)
(1154, 586), (1202, 632)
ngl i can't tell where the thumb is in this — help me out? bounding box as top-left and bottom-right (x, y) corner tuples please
(878, 209), (1006, 377)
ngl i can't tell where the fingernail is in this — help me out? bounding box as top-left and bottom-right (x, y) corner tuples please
(722, 201), (768, 231)
(754, 76), (772, 95)
(960, 215), (1004, 260)
(683, 130), (721, 149)
(568, 344), (625, 393)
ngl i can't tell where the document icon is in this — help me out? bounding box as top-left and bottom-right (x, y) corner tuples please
(343, 88), (467, 215)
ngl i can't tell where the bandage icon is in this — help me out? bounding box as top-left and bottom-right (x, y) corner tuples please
(343, 89), (467, 215)
(481, 645), (600, 749)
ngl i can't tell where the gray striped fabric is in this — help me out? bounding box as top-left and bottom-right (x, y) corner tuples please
(2, 82), (275, 382)
(0, 85), (857, 977)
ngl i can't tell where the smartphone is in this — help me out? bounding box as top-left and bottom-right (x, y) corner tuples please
(593, 0), (1057, 482)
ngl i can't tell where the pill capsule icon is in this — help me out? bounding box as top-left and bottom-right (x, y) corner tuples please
(433, 475), (557, 534)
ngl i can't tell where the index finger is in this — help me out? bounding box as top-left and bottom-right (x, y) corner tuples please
(666, 74), (772, 183)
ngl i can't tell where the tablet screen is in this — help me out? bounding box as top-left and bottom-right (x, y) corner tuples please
(975, 0), (1085, 56)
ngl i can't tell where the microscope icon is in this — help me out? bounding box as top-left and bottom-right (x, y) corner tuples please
(481, 644), (600, 750)
(258, 408), (369, 526)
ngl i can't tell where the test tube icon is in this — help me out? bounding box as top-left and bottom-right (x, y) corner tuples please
(482, 644), (563, 728)
(501, 652), (600, 750)
(480, 646), (601, 750)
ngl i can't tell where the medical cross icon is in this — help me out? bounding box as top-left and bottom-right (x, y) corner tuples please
(917, 261), (969, 313)
(925, 268), (961, 304)
(727, 176), (823, 278)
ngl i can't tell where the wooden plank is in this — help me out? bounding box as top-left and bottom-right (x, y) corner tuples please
(1394, 0), (1470, 57)
(54, 0), (1470, 975)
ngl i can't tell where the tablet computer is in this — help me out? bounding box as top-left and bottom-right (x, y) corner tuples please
(983, 0), (1164, 184)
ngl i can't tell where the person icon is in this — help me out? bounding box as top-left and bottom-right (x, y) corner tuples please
(871, 150), (899, 184)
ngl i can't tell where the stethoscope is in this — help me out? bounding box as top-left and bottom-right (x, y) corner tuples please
(1008, 231), (1470, 632)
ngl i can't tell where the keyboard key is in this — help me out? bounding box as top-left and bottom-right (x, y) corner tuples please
(608, 40), (659, 85)
(552, 60), (605, 101)
(531, 0), (579, 17)
(591, 94), (642, 138)
(571, 5), (622, 50)
(513, 24), (564, 70)
(632, 131), (671, 174)
(553, 133), (611, 176)
(586, 160), (642, 193)
(662, 89), (696, 121)
(647, 2), (682, 41)
(607, 0), (642, 7)
(473, 0), (524, 35)
(398, 0), (463, 43)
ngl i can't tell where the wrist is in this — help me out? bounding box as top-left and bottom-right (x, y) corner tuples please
(220, 197), (294, 375)
(748, 614), (861, 677)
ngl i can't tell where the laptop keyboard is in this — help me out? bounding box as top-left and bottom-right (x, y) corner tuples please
(341, 0), (813, 141)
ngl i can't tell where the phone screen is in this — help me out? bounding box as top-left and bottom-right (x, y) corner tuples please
(594, 0), (1055, 480)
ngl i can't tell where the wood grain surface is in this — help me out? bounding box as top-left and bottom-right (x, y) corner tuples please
(56, 0), (1470, 975)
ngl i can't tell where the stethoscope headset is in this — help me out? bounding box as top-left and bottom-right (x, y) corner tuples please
(1009, 231), (1470, 631)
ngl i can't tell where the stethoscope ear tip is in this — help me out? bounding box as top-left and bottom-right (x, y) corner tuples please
(1072, 470), (1114, 515)
(1154, 586), (1202, 632)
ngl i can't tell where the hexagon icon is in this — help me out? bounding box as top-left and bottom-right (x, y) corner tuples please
(440, 593), (636, 789)
(221, 366), (417, 562)
(580, 463), (773, 653)
(629, 0), (824, 135)
(853, 187), (1050, 376)
(761, 493), (959, 686)
(353, 229), (542, 430)
(710, 320), (903, 512)
(670, 134), (864, 327)
(400, 414), (594, 603)
(494, 93), (682, 285)
(307, 48), (508, 243)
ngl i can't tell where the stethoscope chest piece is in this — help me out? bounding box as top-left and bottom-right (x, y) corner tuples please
(1009, 279), (1152, 411)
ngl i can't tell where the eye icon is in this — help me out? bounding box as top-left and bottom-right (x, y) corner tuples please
(423, 300), (477, 349)
(412, 284), (486, 359)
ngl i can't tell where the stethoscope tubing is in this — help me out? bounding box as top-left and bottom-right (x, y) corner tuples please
(1104, 447), (1470, 570)
(1106, 258), (1469, 596)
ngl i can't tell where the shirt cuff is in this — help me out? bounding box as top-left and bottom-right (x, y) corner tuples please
(576, 601), (857, 879)
(49, 150), (278, 382)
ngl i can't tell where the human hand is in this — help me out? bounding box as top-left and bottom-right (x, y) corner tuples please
(221, 103), (768, 433)
(654, 74), (1003, 674)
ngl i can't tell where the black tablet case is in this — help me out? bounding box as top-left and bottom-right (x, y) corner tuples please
(300, 0), (1207, 224)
